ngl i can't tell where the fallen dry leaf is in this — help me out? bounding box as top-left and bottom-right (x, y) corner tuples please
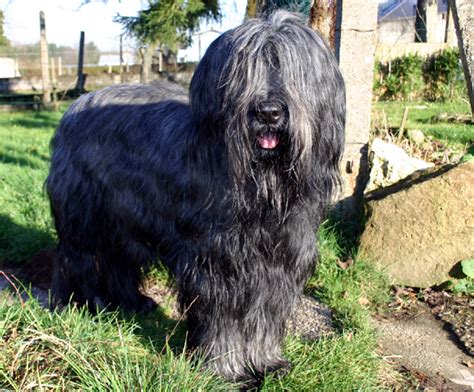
(336, 257), (354, 270)
(358, 297), (370, 307)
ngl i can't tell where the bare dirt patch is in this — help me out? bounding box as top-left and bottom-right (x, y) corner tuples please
(374, 301), (474, 390)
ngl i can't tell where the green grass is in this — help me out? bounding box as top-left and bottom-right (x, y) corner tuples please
(0, 108), (391, 390)
(1, 226), (388, 391)
(0, 109), (66, 263)
(0, 290), (233, 391)
(374, 99), (473, 148)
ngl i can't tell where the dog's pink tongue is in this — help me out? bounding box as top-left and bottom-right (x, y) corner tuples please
(257, 133), (279, 149)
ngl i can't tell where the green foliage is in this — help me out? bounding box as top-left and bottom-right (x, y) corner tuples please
(116, 0), (220, 51)
(445, 260), (474, 294)
(375, 49), (465, 102)
(452, 279), (474, 294)
(0, 110), (65, 262)
(0, 11), (10, 48)
(461, 145), (474, 162)
(84, 41), (101, 64)
(375, 54), (424, 101)
(423, 48), (462, 101)
(0, 294), (233, 390)
(457, 259), (474, 292)
(261, 331), (381, 390)
(308, 224), (391, 331)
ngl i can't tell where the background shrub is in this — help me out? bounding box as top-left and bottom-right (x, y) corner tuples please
(374, 54), (424, 101)
(374, 48), (465, 102)
(423, 48), (463, 101)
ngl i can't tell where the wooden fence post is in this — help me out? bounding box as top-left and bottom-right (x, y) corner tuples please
(75, 31), (86, 95)
(39, 11), (51, 105)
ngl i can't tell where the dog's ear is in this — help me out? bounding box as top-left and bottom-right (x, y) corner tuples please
(313, 33), (346, 202)
(313, 75), (345, 202)
(190, 33), (232, 127)
(305, 38), (345, 203)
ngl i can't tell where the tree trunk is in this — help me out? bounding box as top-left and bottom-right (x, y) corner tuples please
(415, 0), (428, 42)
(449, 0), (474, 118)
(140, 43), (156, 84)
(246, 0), (259, 18)
(309, 0), (338, 50)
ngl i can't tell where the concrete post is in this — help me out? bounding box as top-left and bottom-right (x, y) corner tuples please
(450, 0), (474, 118)
(335, 0), (379, 220)
(58, 57), (63, 77)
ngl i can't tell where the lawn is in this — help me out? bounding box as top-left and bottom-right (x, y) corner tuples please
(373, 99), (473, 148)
(0, 110), (63, 263)
(1, 106), (393, 390)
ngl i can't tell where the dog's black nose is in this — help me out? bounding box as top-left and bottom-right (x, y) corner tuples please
(257, 102), (283, 124)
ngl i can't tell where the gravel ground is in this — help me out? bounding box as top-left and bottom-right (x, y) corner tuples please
(286, 295), (334, 339)
(374, 303), (473, 391)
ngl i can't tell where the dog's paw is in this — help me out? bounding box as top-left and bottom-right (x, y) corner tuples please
(264, 358), (292, 378)
(237, 359), (292, 390)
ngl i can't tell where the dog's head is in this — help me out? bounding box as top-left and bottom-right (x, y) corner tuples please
(190, 11), (345, 217)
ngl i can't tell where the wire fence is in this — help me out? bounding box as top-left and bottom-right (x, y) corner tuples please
(0, 49), (135, 75)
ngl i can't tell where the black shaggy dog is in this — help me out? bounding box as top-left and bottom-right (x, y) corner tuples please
(47, 11), (345, 385)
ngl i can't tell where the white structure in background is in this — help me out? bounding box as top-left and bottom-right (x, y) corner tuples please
(377, 0), (453, 45)
(177, 0), (246, 63)
(177, 29), (221, 63)
(98, 51), (135, 66)
(0, 57), (21, 78)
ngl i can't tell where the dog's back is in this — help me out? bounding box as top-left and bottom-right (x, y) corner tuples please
(47, 81), (204, 312)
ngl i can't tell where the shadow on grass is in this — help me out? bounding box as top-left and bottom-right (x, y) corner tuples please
(0, 143), (51, 166)
(0, 214), (55, 266)
(11, 112), (61, 130)
(124, 304), (188, 352)
(0, 152), (42, 168)
(0, 214), (187, 353)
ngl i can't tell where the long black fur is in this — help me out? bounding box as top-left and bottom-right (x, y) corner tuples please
(47, 11), (345, 385)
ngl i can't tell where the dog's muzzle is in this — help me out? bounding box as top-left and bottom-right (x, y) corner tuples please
(256, 101), (285, 150)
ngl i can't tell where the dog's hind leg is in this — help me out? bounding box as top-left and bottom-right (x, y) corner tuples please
(89, 233), (156, 313)
(98, 243), (157, 313)
(52, 241), (155, 313)
(51, 243), (103, 311)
